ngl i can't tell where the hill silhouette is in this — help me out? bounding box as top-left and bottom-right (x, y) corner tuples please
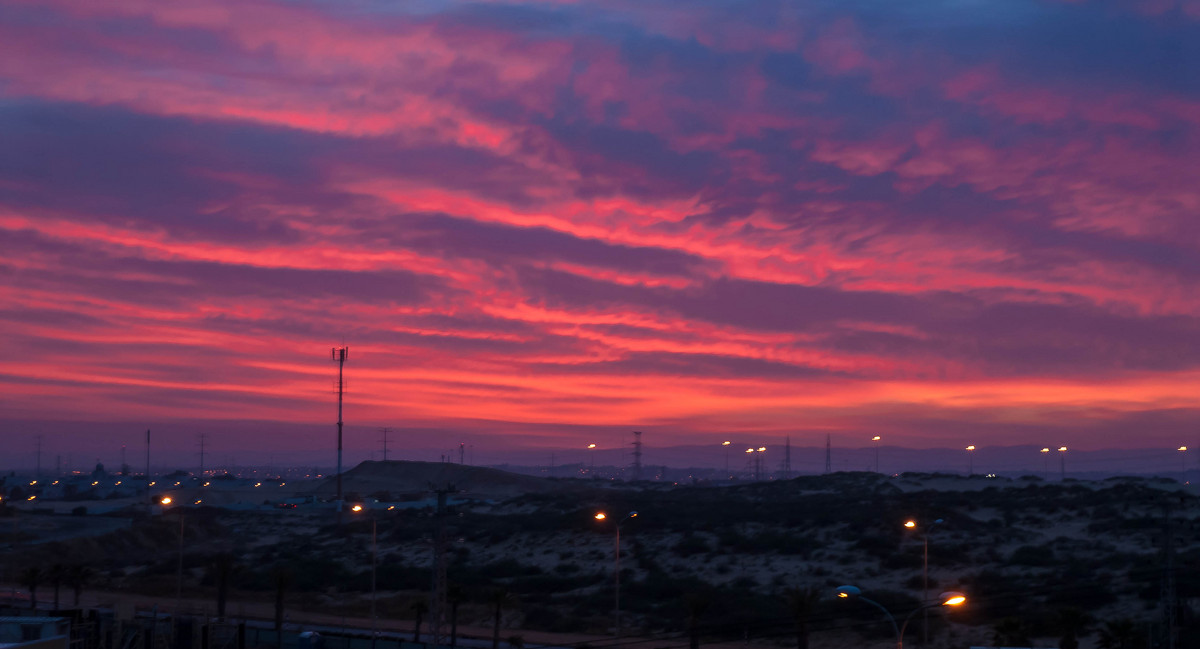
(311, 460), (568, 500)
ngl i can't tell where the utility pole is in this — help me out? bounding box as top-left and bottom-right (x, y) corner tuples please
(781, 436), (792, 479)
(430, 484), (455, 647)
(198, 433), (207, 476)
(631, 431), (643, 482)
(377, 427), (392, 462)
(459, 442), (465, 465)
(1163, 502), (1177, 649)
(332, 346), (349, 519)
(145, 429), (152, 507)
(824, 434), (832, 474)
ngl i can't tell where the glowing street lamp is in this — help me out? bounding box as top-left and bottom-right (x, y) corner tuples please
(1179, 446), (1188, 477)
(587, 444), (597, 474)
(1040, 447), (1051, 478)
(872, 436), (882, 473)
(1058, 446), (1068, 481)
(834, 585), (965, 648)
(595, 511), (638, 639)
(965, 446), (975, 476)
(722, 441), (731, 475)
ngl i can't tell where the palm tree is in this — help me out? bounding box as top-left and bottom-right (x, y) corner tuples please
(489, 588), (511, 649)
(784, 586), (819, 649)
(1056, 607), (1090, 649)
(1097, 619), (1145, 649)
(447, 584), (464, 649)
(273, 565), (291, 649)
(992, 617), (1032, 647)
(210, 553), (238, 620)
(67, 565), (93, 607)
(49, 564), (65, 610)
(411, 599), (428, 643)
(684, 593), (710, 649)
(19, 566), (44, 613)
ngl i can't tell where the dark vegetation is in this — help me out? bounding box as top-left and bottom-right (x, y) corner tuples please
(5, 472), (1200, 646)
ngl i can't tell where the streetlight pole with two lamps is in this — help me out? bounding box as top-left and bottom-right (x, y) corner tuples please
(595, 510), (638, 640)
(834, 585), (965, 649)
(351, 504), (379, 648)
(903, 518), (943, 645)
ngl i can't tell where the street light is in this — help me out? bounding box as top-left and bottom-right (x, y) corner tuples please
(1178, 446), (1188, 479)
(872, 436), (881, 473)
(587, 444), (597, 475)
(834, 585), (966, 649)
(352, 504), (378, 648)
(595, 510), (638, 639)
(903, 518), (943, 645)
(964, 446), (975, 476)
(1040, 447), (1050, 478)
(722, 441), (731, 476)
(1058, 446), (1068, 481)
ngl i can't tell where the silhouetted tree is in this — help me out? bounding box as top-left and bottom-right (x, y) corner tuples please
(684, 593), (710, 649)
(490, 588), (511, 649)
(273, 565), (291, 648)
(67, 565), (93, 607)
(19, 566), (43, 613)
(1057, 607), (1090, 649)
(784, 586), (819, 649)
(1098, 619), (1145, 649)
(448, 584), (464, 649)
(411, 599), (428, 642)
(49, 563), (65, 610)
(992, 617), (1033, 647)
(210, 554), (238, 620)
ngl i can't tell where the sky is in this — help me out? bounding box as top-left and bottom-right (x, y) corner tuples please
(2, 0), (1200, 467)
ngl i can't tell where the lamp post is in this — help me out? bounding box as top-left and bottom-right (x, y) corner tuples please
(1040, 447), (1050, 479)
(351, 504), (378, 648)
(1058, 446), (1068, 481)
(903, 518), (943, 645)
(964, 446), (975, 476)
(722, 441), (731, 477)
(587, 444), (597, 476)
(834, 585), (965, 649)
(595, 511), (638, 640)
(872, 436), (881, 473)
(160, 496), (184, 618)
(1178, 446), (1188, 481)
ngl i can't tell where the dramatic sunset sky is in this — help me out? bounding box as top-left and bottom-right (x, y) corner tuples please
(2, 0), (1199, 467)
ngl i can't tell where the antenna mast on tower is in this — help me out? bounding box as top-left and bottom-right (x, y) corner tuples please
(332, 346), (349, 518)
(631, 431), (643, 482)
